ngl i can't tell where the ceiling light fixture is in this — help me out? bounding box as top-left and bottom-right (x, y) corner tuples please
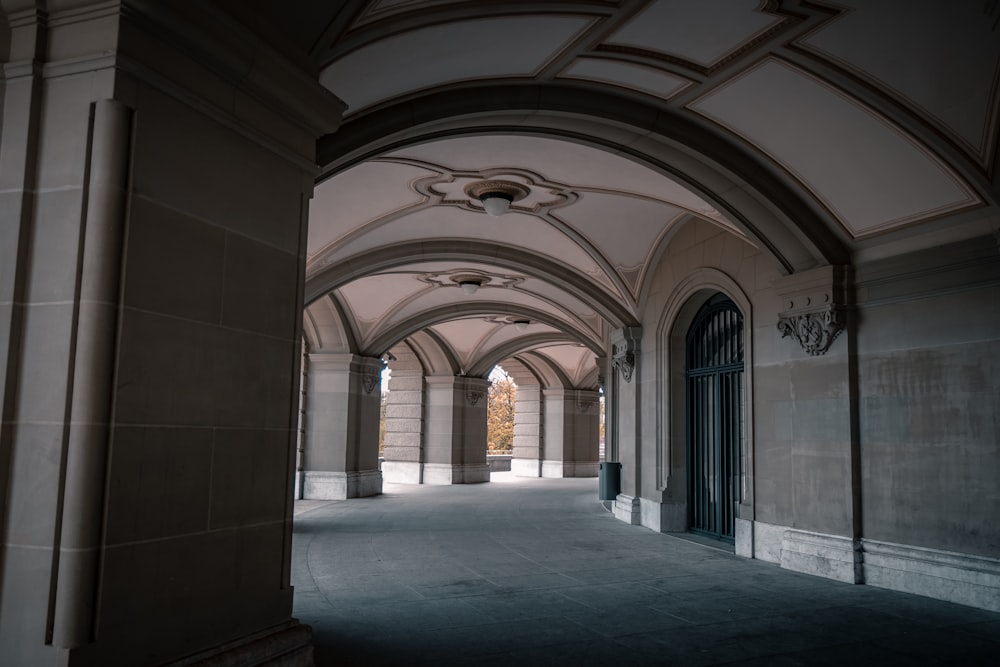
(464, 180), (530, 217)
(513, 319), (530, 331)
(459, 279), (482, 295)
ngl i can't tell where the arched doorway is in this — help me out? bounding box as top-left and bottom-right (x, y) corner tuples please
(686, 295), (744, 542)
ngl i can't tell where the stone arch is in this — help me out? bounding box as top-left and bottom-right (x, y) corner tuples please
(316, 84), (846, 273)
(304, 240), (638, 329)
(303, 294), (357, 353)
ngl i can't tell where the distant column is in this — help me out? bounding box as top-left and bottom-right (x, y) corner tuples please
(511, 385), (543, 477)
(381, 369), (425, 483)
(423, 376), (490, 484)
(542, 388), (601, 478)
(302, 354), (383, 499)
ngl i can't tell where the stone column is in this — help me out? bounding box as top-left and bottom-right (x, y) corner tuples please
(302, 353), (383, 499)
(0, 4), (344, 664)
(541, 389), (601, 477)
(381, 369), (425, 483)
(423, 376), (490, 484)
(610, 327), (642, 524)
(511, 385), (543, 477)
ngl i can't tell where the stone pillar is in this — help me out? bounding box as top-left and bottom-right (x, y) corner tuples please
(541, 389), (601, 477)
(423, 376), (490, 484)
(302, 354), (383, 499)
(511, 384), (543, 477)
(382, 369), (425, 483)
(0, 3), (343, 664)
(610, 327), (642, 524)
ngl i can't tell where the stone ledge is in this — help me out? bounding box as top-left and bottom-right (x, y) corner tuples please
(301, 470), (382, 499)
(166, 620), (312, 667)
(862, 539), (1000, 613)
(423, 463), (489, 485)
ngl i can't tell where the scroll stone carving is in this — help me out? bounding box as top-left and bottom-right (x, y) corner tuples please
(611, 327), (640, 383)
(773, 265), (849, 357)
(777, 306), (844, 356)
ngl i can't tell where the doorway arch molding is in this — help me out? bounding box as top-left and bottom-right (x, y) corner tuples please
(653, 267), (755, 534)
(316, 84), (849, 273)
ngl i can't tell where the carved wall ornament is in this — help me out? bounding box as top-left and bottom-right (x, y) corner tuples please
(362, 373), (379, 394)
(776, 306), (844, 356)
(610, 326), (641, 383)
(577, 398), (596, 413)
(772, 265), (850, 357)
(467, 390), (484, 406)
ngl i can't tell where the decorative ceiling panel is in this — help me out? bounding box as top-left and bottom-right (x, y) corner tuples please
(558, 56), (690, 100)
(386, 135), (721, 212)
(318, 205), (607, 282)
(557, 192), (682, 287)
(428, 318), (503, 361)
(335, 273), (428, 324)
(319, 15), (593, 113)
(308, 161), (435, 259)
(533, 344), (597, 386)
(690, 59), (980, 237)
(799, 0), (1000, 166)
(604, 0), (784, 70)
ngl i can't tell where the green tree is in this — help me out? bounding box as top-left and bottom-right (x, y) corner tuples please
(487, 368), (516, 453)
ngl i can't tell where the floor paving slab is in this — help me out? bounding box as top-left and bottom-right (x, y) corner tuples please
(292, 474), (999, 666)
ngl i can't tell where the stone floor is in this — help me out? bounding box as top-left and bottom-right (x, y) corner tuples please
(291, 474), (1000, 666)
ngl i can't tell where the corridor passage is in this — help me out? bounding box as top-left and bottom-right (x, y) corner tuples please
(291, 476), (999, 666)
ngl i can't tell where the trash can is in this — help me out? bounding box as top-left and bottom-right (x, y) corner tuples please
(599, 461), (622, 500)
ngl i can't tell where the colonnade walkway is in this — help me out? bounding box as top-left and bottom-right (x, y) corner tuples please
(291, 475), (999, 666)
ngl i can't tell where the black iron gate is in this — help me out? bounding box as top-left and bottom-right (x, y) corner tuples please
(686, 296), (744, 541)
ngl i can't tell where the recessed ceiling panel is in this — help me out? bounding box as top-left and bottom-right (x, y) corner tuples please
(309, 161), (436, 258)
(336, 273), (428, 324)
(690, 59), (980, 236)
(534, 344), (596, 385)
(319, 16), (592, 113)
(558, 57), (690, 100)
(428, 318), (498, 362)
(800, 1), (1000, 162)
(559, 192), (681, 276)
(606, 0), (781, 68)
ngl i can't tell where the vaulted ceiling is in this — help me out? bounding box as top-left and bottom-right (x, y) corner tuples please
(265, 0), (1000, 388)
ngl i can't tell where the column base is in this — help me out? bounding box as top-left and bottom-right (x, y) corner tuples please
(511, 458), (541, 477)
(613, 494), (641, 525)
(423, 463), (490, 485)
(780, 528), (862, 584)
(165, 620), (312, 666)
(638, 498), (685, 532)
(301, 470), (382, 499)
(381, 461), (423, 484)
(541, 460), (599, 478)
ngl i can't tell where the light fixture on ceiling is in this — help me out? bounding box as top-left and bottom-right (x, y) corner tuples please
(513, 319), (530, 331)
(459, 279), (482, 295)
(450, 273), (491, 295)
(464, 180), (530, 217)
